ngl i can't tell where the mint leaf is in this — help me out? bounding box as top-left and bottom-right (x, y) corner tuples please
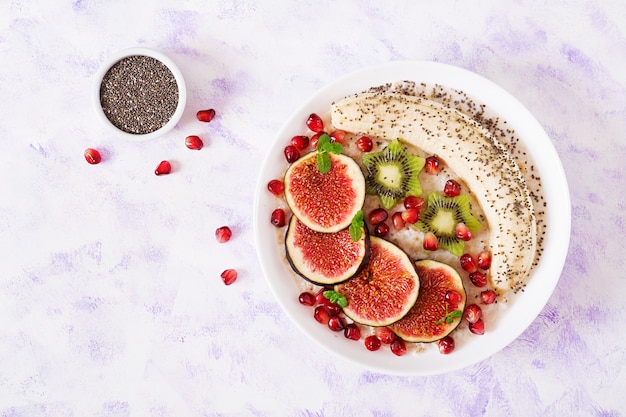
(317, 152), (331, 174)
(316, 134), (331, 151)
(327, 142), (343, 154)
(435, 305), (463, 325)
(349, 210), (364, 241)
(323, 290), (347, 308)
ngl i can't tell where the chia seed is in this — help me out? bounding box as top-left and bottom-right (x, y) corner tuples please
(99, 55), (179, 135)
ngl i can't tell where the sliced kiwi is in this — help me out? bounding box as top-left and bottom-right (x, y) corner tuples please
(362, 139), (425, 209)
(417, 192), (481, 256)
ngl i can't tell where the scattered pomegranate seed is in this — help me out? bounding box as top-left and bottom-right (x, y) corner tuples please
(155, 160), (172, 175)
(477, 250), (492, 270)
(390, 338), (407, 356)
(329, 130), (346, 144)
(270, 208), (286, 227)
(344, 323), (361, 341)
(185, 135), (203, 150)
(291, 135), (309, 150)
(401, 208), (420, 224)
(481, 289), (497, 304)
(438, 336), (455, 354)
(306, 113), (324, 133)
(220, 269), (238, 285)
(455, 222), (472, 241)
(469, 319), (485, 335)
(315, 287), (333, 306)
(374, 223), (389, 238)
(267, 179), (285, 197)
(356, 136), (373, 152)
(445, 290), (463, 305)
(444, 179), (461, 197)
(364, 335), (382, 351)
(374, 327), (396, 344)
(314, 305), (331, 325)
(403, 196), (425, 210)
(459, 253), (478, 273)
(469, 271), (488, 287)
(309, 132), (325, 149)
(84, 148), (102, 164)
(391, 212), (406, 230)
(215, 226), (232, 243)
(423, 232), (439, 251)
(284, 145), (300, 163)
(328, 316), (345, 332)
(464, 304), (482, 324)
(196, 109), (215, 122)
(424, 155), (441, 175)
(325, 303), (342, 317)
(298, 292), (316, 306)
(368, 208), (388, 225)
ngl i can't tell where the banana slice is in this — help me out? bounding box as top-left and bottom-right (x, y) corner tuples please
(331, 91), (537, 293)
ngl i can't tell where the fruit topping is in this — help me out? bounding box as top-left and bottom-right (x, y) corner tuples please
(401, 208), (420, 224)
(423, 232), (439, 251)
(437, 336), (455, 354)
(291, 135), (310, 150)
(298, 291), (316, 306)
(330, 130), (346, 144)
(424, 155), (441, 175)
(480, 289), (497, 304)
(306, 113), (324, 133)
(285, 215), (369, 285)
(344, 323), (361, 340)
(374, 327), (396, 344)
(155, 160), (172, 175)
(284, 151), (366, 233)
(390, 337), (407, 356)
(389, 260), (466, 343)
(463, 304), (482, 323)
(215, 226), (232, 243)
(267, 179), (285, 197)
(185, 135), (203, 150)
(220, 269), (238, 285)
(459, 253), (478, 273)
(477, 250), (492, 270)
(373, 223), (389, 238)
(362, 139), (425, 209)
(469, 319), (485, 335)
(284, 145), (300, 163)
(391, 212), (405, 230)
(335, 237), (420, 327)
(314, 305), (331, 325)
(84, 148), (102, 164)
(270, 208), (286, 227)
(403, 195), (425, 210)
(368, 208), (388, 225)
(356, 136), (373, 152)
(328, 316), (346, 332)
(196, 109), (215, 122)
(364, 335), (382, 351)
(455, 222), (473, 241)
(469, 271), (488, 287)
(443, 179), (461, 197)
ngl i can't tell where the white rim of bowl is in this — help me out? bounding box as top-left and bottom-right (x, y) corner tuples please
(92, 47), (187, 141)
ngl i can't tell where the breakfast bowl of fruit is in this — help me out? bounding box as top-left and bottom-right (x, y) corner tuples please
(253, 61), (571, 376)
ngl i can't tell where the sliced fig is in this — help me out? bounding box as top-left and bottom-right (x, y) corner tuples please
(334, 236), (420, 327)
(284, 151), (366, 233)
(285, 215), (369, 285)
(389, 259), (466, 343)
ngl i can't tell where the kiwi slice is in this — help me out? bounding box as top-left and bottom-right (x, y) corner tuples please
(362, 139), (425, 209)
(417, 192), (481, 256)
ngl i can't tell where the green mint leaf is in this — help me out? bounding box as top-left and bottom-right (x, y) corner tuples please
(435, 307), (463, 325)
(327, 142), (343, 154)
(323, 290), (347, 308)
(316, 134), (331, 151)
(434, 317), (445, 325)
(349, 210), (364, 242)
(449, 309), (463, 319)
(317, 152), (331, 174)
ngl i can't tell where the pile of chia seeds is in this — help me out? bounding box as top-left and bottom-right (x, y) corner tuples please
(100, 55), (179, 135)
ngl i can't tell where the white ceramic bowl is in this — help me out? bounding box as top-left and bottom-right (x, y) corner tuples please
(92, 47), (187, 141)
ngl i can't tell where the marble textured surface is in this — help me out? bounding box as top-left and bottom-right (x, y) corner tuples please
(1, 1), (625, 416)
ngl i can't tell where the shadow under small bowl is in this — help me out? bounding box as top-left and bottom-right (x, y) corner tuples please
(93, 47), (187, 141)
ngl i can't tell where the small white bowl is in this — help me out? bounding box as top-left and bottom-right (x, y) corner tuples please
(92, 47), (187, 141)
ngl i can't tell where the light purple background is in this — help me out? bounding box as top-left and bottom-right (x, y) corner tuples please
(0, 1), (624, 416)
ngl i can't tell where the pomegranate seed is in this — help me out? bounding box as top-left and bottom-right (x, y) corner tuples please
(364, 335), (381, 351)
(374, 223), (389, 237)
(220, 269), (237, 285)
(374, 327), (396, 344)
(481, 289), (497, 304)
(344, 323), (361, 341)
(390, 338), (407, 356)
(444, 179), (461, 197)
(314, 305), (331, 325)
(469, 319), (485, 335)
(401, 208), (420, 224)
(185, 135), (203, 150)
(424, 155), (441, 175)
(423, 232), (439, 251)
(455, 222), (472, 241)
(215, 226), (232, 243)
(477, 250), (492, 270)
(403, 196), (425, 210)
(356, 136), (373, 152)
(270, 208), (286, 227)
(155, 160), (172, 175)
(306, 113), (324, 133)
(469, 271), (488, 287)
(267, 179), (285, 197)
(84, 148), (101, 164)
(329, 130), (346, 144)
(459, 253), (478, 273)
(284, 145), (300, 163)
(328, 316), (345, 332)
(438, 336), (455, 354)
(309, 132), (326, 149)
(196, 109), (215, 122)
(391, 212), (406, 230)
(290, 135), (309, 150)
(325, 303), (342, 317)
(368, 208), (388, 225)
(445, 290), (463, 305)
(464, 304), (482, 324)
(314, 287), (333, 305)
(298, 292), (316, 306)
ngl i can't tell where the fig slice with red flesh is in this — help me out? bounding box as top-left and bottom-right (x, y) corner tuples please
(389, 259), (466, 343)
(334, 236), (420, 327)
(284, 151), (366, 233)
(285, 215), (370, 285)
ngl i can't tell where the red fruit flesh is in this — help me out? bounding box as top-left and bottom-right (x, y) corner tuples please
(423, 232), (439, 251)
(328, 316), (345, 332)
(215, 226), (232, 243)
(314, 305), (331, 325)
(374, 223), (389, 238)
(455, 222), (473, 241)
(374, 327), (396, 344)
(401, 208), (420, 224)
(291, 135), (309, 150)
(424, 155), (441, 175)
(477, 250), (492, 270)
(469, 271), (488, 287)
(438, 336), (455, 354)
(84, 148), (101, 164)
(391, 212), (405, 230)
(267, 179), (285, 197)
(155, 160), (172, 175)
(270, 208), (286, 227)
(309, 132), (326, 149)
(368, 208), (388, 225)
(403, 196), (425, 210)
(444, 179), (461, 197)
(445, 290), (463, 306)
(481, 289), (497, 304)
(284, 145), (300, 163)
(185, 135), (204, 150)
(344, 323), (361, 340)
(306, 113), (324, 133)
(469, 319), (485, 335)
(364, 335), (381, 351)
(330, 130), (346, 144)
(220, 269), (237, 285)
(356, 136), (373, 152)
(390, 338), (407, 356)
(464, 304), (482, 324)
(459, 253), (478, 273)
(196, 109), (215, 122)
(298, 292), (316, 306)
